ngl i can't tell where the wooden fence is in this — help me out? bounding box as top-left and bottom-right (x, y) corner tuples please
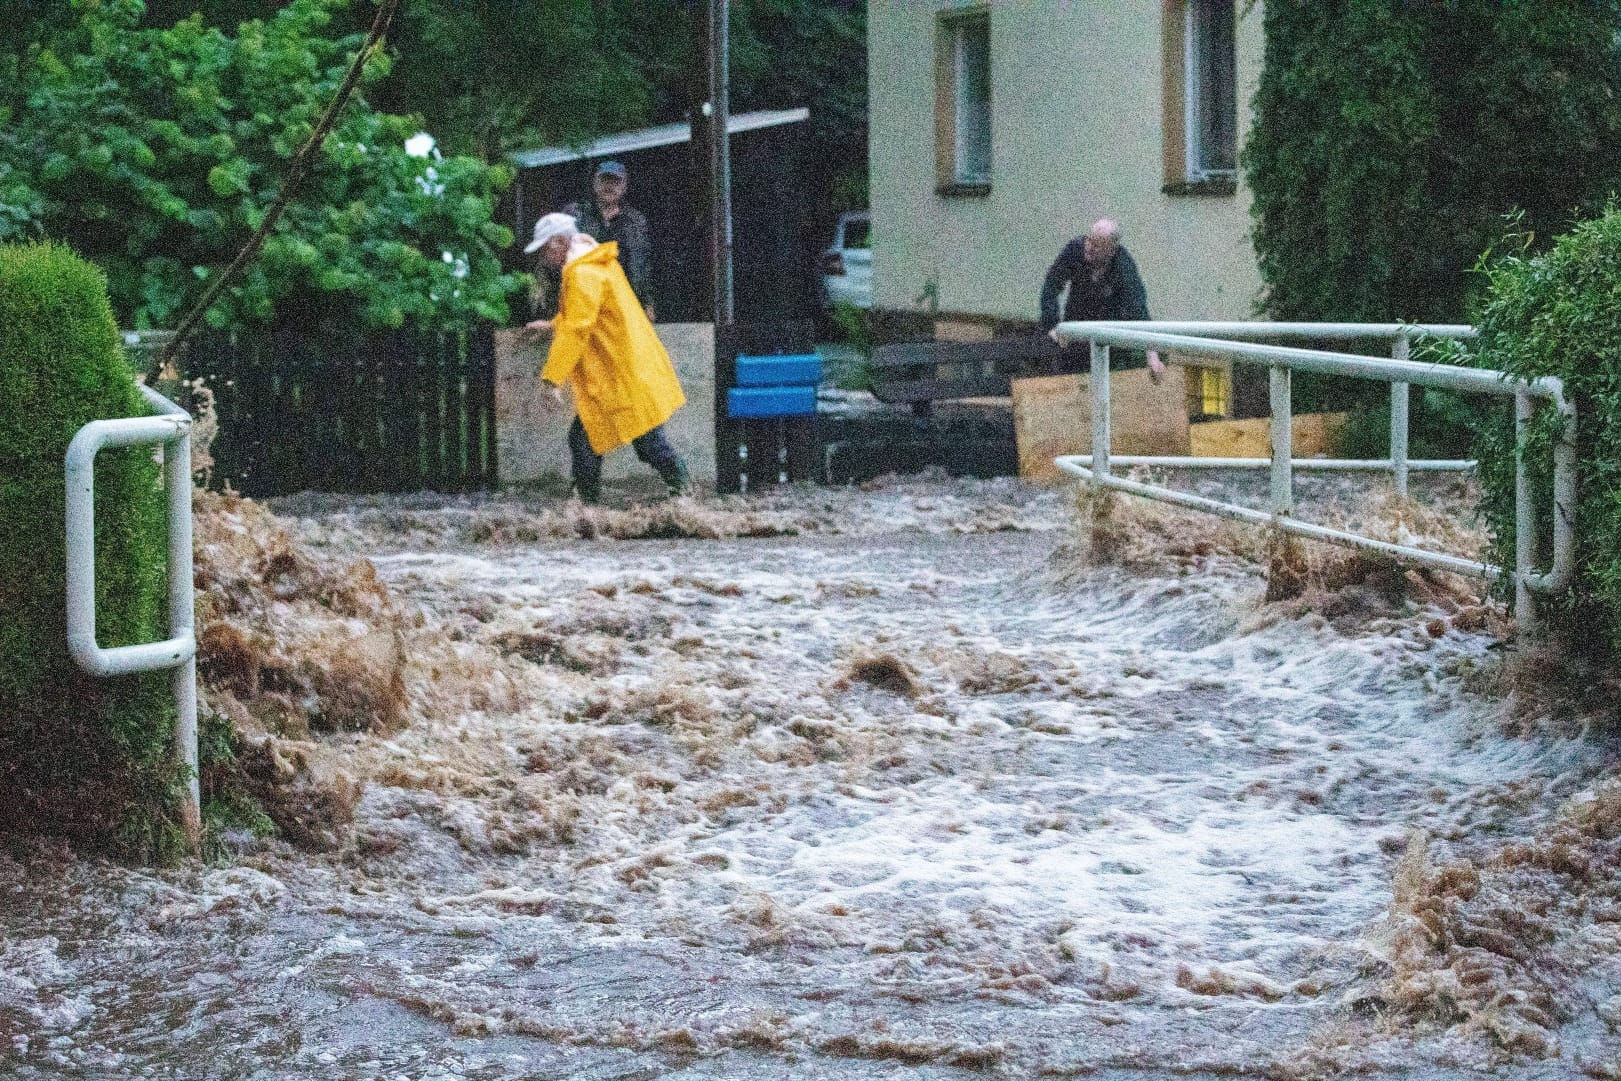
(187, 324), (497, 497)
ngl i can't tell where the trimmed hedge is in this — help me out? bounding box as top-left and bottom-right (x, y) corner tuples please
(0, 241), (182, 856)
(1246, 0), (1621, 324)
(1470, 210), (1621, 653)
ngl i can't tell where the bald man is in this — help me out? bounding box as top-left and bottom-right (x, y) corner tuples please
(1039, 218), (1165, 378)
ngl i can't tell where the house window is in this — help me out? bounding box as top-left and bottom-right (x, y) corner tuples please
(936, 11), (991, 195)
(1163, 0), (1236, 195)
(1184, 0), (1236, 180)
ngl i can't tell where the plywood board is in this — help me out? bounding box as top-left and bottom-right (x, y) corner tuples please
(1188, 412), (1349, 459)
(494, 323), (716, 487)
(1012, 367), (1191, 482)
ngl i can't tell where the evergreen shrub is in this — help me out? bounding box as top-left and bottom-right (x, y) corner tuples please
(1244, 1), (1621, 452)
(0, 241), (181, 856)
(1469, 210), (1621, 654)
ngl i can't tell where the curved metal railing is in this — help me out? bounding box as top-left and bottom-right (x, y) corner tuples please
(1053, 321), (1575, 632)
(65, 384), (199, 846)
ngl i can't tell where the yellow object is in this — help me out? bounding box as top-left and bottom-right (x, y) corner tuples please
(542, 241), (685, 454)
(1188, 412), (1349, 459)
(1185, 364), (1230, 417)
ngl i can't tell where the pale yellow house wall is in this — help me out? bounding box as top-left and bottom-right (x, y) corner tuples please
(869, 0), (1265, 324)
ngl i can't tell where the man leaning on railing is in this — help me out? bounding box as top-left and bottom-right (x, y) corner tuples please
(1040, 217), (1166, 383)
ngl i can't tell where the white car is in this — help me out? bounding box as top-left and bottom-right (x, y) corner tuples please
(819, 210), (871, 310)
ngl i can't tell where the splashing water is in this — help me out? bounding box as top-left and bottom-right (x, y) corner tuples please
(2, 473), (1615, 1079)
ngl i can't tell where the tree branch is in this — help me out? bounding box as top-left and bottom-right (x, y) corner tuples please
(150, 0), (402, 382)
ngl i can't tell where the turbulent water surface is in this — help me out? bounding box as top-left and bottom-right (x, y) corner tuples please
(2, 473), (1616, 1079)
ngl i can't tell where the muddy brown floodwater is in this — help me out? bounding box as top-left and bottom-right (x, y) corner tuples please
(2, 472), (1618, 1079)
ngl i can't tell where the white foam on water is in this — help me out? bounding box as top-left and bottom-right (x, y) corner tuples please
(3, 476), (1613, 1077)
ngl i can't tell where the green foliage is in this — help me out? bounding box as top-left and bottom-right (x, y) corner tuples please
(0, 241), (182, 856)
(1246, 0), (1621, 325)
(2, 0), (523, 332)
(1469, 208), (1621, 654)
(374, 0), (651, 160)
(1333, 387), (1488, 462)
(142, 0), (868, 185)
(371, 0), (867, 235)
(826, 301), (874, 391)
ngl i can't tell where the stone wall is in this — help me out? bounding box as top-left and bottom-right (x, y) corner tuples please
(495, 322), (717, 488)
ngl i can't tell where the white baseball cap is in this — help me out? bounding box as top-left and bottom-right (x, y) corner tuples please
(524, 212), (578, 254)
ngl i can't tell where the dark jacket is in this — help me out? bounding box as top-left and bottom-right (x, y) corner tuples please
(1038, 240), (1151, 331)
(563, 199), (652, 305)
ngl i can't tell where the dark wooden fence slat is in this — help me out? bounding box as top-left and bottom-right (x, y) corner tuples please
(474, 326), (498, 487)
(379, 329), (404, 491)
(455, 329), (471, 490)
(193, 322), (499, 497)
(443, 329), (459, 490)
(431, 329), (451, 491)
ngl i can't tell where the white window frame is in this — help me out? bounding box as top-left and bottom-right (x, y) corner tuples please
(950, 15), (991, 186)
(1183, 0), (1237, 182)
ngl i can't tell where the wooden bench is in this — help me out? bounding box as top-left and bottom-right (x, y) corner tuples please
(869, 335), (1065, 413)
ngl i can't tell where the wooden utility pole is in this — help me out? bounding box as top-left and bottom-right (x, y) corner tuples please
(701, 0), (744, 492)
(708, 0), (734, 327)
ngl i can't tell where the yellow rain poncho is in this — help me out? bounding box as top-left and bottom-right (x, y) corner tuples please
(541, 240), (685, 454)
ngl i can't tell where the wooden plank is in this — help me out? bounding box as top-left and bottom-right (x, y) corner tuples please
(360, 330), (387, 491)
(422, 328), (446, 490)
(871, 336), (1060, 369)
(379, 329), (406, 490)
(933, 319), (993, 343)
(872, 376), (1013, 403)
(1012, 367), (1191, 483)
(471, 325), (498, 488)
(1188, 412), (1350, 459)
(444, 330), (464, 491)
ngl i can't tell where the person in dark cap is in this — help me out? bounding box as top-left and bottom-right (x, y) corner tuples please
(563, 160), (656, 321)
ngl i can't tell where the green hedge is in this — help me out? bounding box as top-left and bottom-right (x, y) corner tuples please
(0, 241), (182, 856)
(1470, 211), (1621, 653)
(1246, 0), (1621, 325)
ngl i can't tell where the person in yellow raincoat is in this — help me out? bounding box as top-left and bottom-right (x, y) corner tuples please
(521, 212), (690, 504)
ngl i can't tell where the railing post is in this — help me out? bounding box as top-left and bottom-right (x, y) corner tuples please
(1269, 363), (1293, 517)
(1390, 334), (1410, 498)
(1090, 339), (1111, 489)
(164, 429), (200, 844)
(1514, 388), (1536, 635)
(65, 394), (200, 853)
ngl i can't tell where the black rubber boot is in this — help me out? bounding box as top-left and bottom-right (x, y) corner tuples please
(661, 459), (692, 499)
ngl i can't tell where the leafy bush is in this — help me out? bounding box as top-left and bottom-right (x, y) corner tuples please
(0, 241), (184, 856)
(1469, 210), (1621, 653)
(0, 0), (523, 332)
(1246, 0), (1621, 324)
(1332, 387), (1490, 463)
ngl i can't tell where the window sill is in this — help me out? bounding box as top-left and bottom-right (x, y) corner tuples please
(1162, 178), (1236, 198)
(936, 182), (991, 199)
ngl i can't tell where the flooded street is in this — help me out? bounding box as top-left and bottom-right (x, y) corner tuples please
(3, 474), (1618, 1078)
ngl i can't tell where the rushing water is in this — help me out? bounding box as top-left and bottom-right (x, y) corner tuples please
(2, 474), (1616, 1079)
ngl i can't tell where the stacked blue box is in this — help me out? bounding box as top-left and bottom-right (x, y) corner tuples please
(726, 352), (822, 419)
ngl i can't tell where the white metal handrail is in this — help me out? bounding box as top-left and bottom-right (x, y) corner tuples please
(1053, 321), (1576, 632)
(65, 384), (199, 846)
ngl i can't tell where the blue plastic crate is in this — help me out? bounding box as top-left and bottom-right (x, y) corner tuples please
(735, 353), (822, 387)
(726, 385), (817, 418)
